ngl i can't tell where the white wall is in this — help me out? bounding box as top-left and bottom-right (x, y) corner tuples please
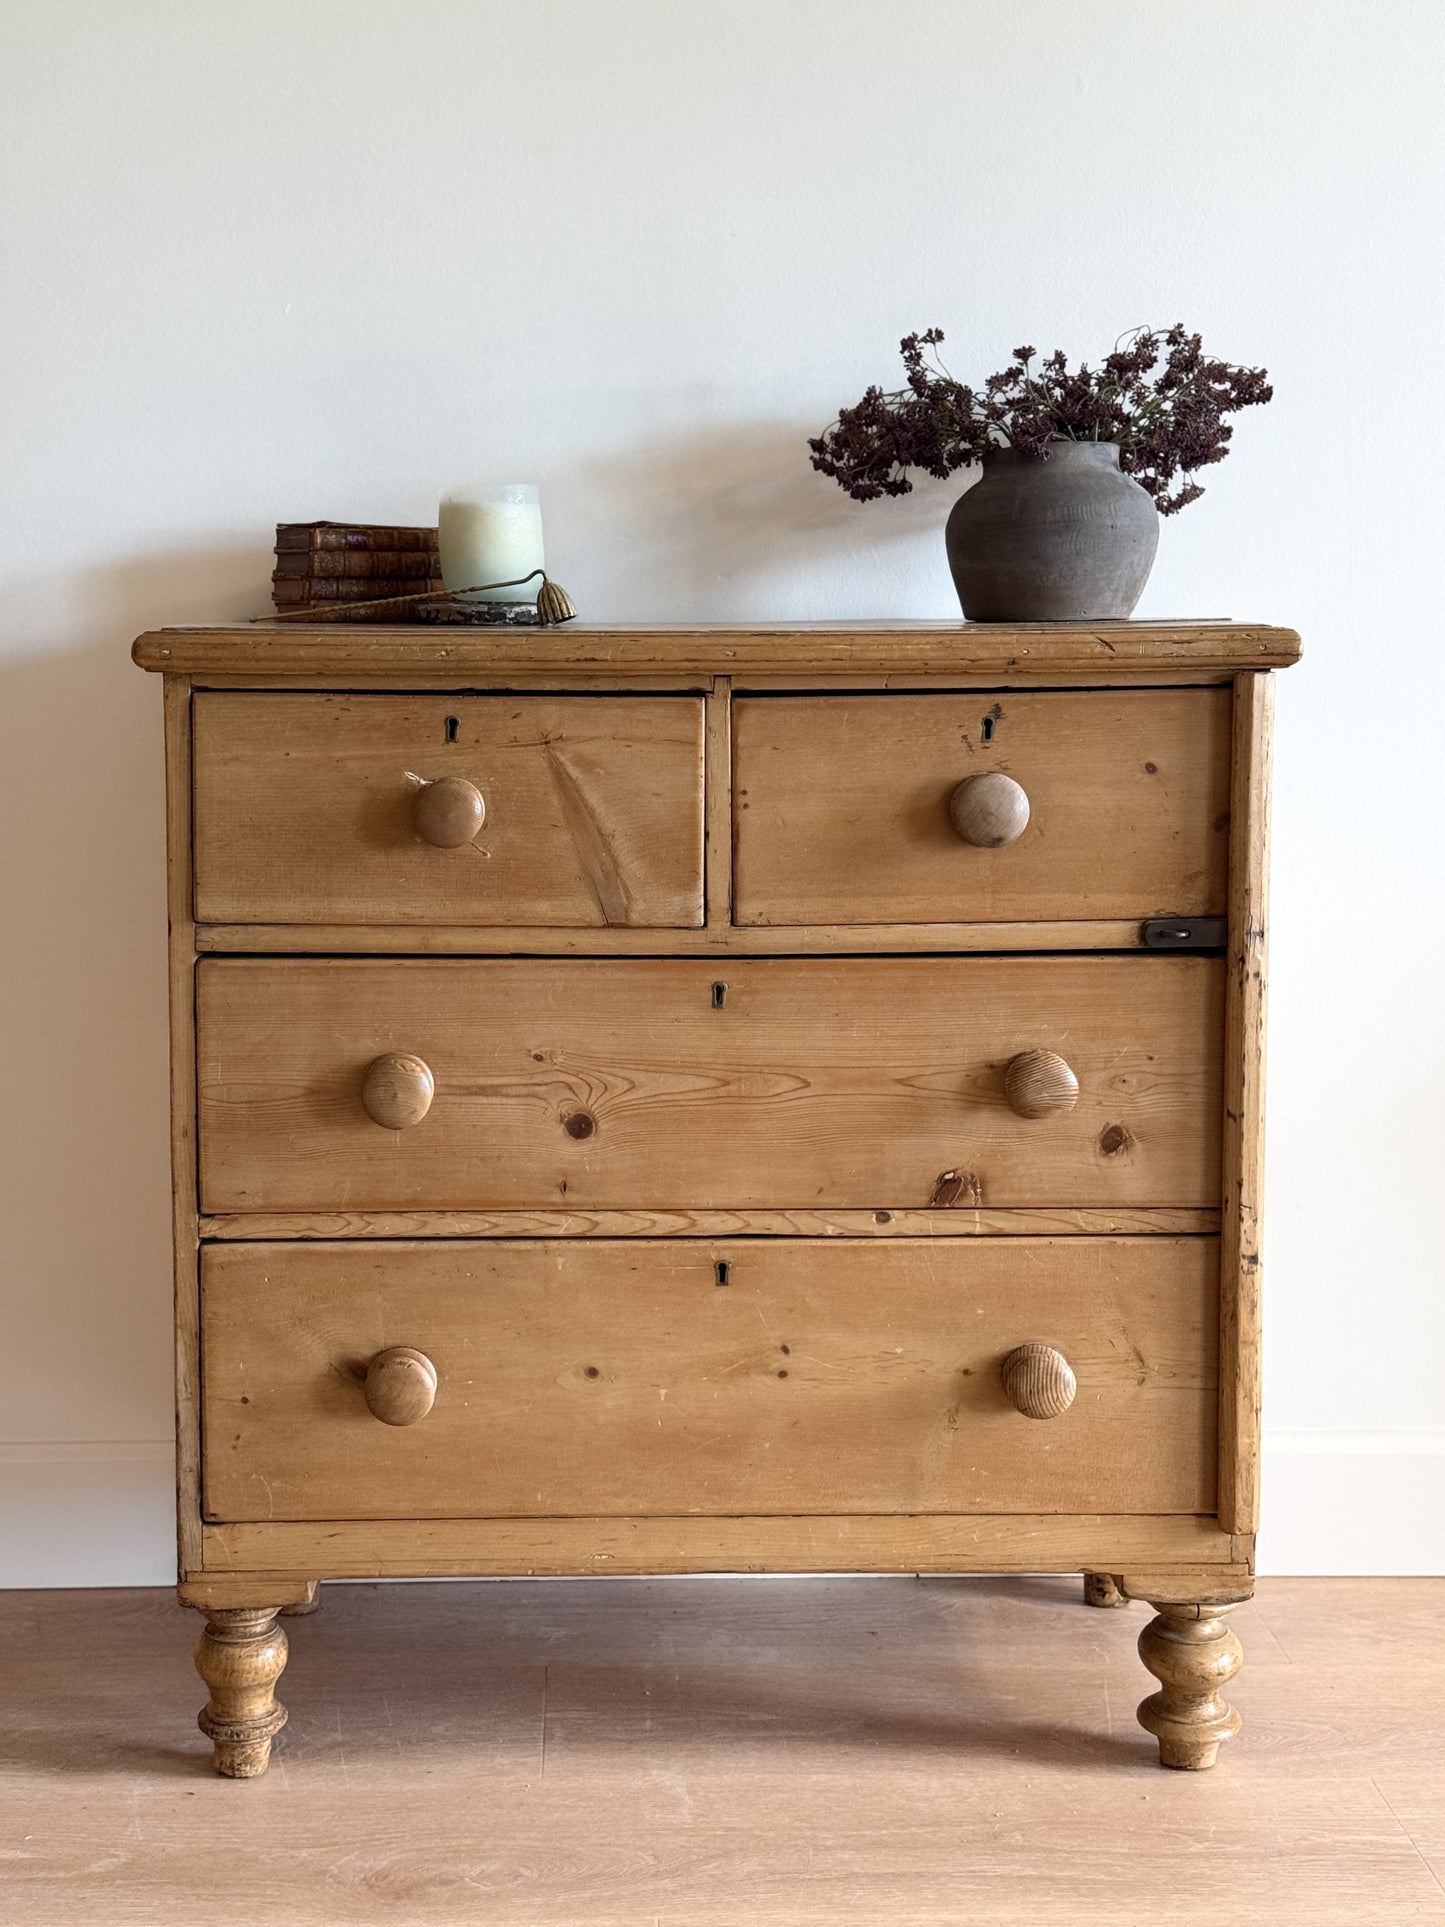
(2, 0), (1441, 1583)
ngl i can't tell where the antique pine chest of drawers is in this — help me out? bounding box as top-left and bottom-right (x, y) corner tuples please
(133, 617), (1300, 1776)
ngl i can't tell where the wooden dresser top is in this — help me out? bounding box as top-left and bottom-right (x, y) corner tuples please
(132, 619), (1301, 685)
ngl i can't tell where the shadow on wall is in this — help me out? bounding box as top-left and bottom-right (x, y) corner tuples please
(0, 429), (959, 1458)
(556, 419), (962, 617)
(0, 543), (263, 1453)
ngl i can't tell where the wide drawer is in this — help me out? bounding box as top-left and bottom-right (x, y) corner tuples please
(732, 689), (1231, 925)
(191, 692), (705, 927)
(200, 1237), (1218, 1520)
(196, 955), (1223, 1212)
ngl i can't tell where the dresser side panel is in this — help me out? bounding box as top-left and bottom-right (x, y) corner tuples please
(1218, 672), (1272, 1536)
(163, 676), (202, 1576)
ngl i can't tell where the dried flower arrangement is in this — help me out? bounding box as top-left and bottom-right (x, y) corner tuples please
(809, 325), (1273, 515)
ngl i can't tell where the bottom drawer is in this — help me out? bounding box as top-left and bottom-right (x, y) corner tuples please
(200, 1237), (1218, 1522)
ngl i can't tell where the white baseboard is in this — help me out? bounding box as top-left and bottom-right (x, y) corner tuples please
(0, 1441), (176, 1587)
(1257, 1431), (1445, 1575)
(2, 1434), (1442, 1587)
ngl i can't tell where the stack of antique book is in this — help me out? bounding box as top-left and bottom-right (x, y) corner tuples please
(272, 523), (443, 616)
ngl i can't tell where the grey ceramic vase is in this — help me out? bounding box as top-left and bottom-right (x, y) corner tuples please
(944, 442), (1160, 621)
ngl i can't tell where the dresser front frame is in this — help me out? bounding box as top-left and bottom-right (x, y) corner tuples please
(146, 633), (1280, 1613)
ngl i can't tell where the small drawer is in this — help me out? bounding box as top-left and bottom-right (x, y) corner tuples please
(732, 689), (1231, 926)
(196, 954), (1223, 1213)
(200, 1236), (1218, 1522)
(192, 692), (705, 927)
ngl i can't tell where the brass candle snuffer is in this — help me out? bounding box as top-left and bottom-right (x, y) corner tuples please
(259, 568), (577, 626)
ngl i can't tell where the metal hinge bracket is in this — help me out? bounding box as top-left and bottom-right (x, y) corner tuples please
(1141, 916), (1228, 950)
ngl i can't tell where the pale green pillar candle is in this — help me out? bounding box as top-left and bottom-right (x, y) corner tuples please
(438, 483), (544, 602)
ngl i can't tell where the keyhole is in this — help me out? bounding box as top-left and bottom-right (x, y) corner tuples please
(711, 982), (728, 1009)
(981, 715), (995, 744)
(444, 715), (459, 743)
(714, 1260), (730, 1286)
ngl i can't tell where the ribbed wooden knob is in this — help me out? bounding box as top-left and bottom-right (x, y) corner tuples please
(949, 772), (1030, 846)
(360, 1051), (435, 1130)
(413, 776), (485, 848)
(363, 1347), (438, 1426)
(1001, 1343), (1077, 1420)
(1004, 1048), (1079, 1118)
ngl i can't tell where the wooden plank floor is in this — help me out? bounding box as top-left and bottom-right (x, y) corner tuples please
(2, 1576), (1442, 1924)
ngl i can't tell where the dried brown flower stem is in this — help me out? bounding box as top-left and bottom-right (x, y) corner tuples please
(809, 324), (1272, 514)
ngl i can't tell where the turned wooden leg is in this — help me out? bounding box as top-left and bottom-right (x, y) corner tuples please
(1136, 1602), (1243, 1769)
(194, 1607), (290, 1778)
(1083, 1571), (1128, 1608)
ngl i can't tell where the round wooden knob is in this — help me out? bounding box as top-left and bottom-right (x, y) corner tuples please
(364, 1347), (438, 1426)
(413, 776), (485, 848)
(1004, 1048), (1079, 1119)
(949, 772), (1030, 846)
(1001, 1343), (1077, 1420)
(360, 1051), (435, 1130)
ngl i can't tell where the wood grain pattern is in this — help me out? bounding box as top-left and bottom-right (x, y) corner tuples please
(162, 677), (203, 1578)
(1083, 1570), (1128, 1607)
(191, 692), (705, 927)
(133, 621), (1295, 1754)
(1117, 1567), (1257, 1607)
(999, 1343), (1078, 1420)
(411, 773), (485, 847)
(199, 1237), (1217, 1523)
(195, 955), (1224, 1213)
(359, 1050), (435, 1130)
(198, 1205), (1221, 1240)
(362, 1347), (439, 1427)
(192, 917), (1161, 954)
(276, 1589), (320, 1614)
(199, 1511), (1242, 1578)
(133, 617), (1303, 683)
(178, 1576), (318, 1612)
(1136, 1601), (1244, 1769)
(1003, 1048), (1079, 1118)
(705, 674), (732, 927)
(192, 1606), (289, 1777)
(1219, 671), (1272, 1534)
(190, 669), (1260, 693)
(733, 689), (1231, 925)
(949, 770), (1031, 846)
